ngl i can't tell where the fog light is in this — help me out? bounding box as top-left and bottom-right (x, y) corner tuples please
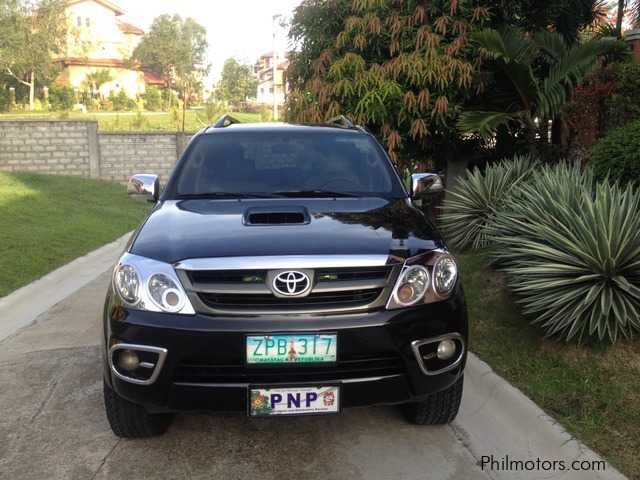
(436, 339), (456, 360)
(118, 349), (140, 371)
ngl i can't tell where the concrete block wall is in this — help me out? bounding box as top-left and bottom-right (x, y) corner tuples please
(0, 120), (194, 183)
(0, 121), (97, 177)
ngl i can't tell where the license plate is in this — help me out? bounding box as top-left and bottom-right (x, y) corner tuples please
(246, 334), (337, 364)
(250, 386), (340, 416)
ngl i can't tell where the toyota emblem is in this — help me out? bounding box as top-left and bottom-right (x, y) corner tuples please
(272, 271), (312, 297)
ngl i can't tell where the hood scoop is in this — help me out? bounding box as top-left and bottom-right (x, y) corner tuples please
(244, 206), (310, 226)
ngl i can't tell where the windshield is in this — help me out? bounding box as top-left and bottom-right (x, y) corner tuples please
(169, 130), (405, 198)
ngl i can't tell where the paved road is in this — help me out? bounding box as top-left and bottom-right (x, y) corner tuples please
(0, 272), (624, 480)
(0, 273), (489, 480)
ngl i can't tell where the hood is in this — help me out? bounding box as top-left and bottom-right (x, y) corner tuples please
(129, 198), (443, 264)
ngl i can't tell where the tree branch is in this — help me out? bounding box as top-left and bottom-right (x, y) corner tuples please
(5, 66), (32, 87)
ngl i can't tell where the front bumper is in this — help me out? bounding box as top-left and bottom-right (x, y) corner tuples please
(102, 288), (468, 414)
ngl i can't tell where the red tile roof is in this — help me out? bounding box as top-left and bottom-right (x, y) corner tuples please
(117, 19), (144, 35)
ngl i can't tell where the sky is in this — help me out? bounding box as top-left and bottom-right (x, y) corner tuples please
(119, 0), (303, 84)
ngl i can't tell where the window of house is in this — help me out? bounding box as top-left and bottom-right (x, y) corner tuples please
(77, 16), (82, 27)
(85, 17), (90, 27)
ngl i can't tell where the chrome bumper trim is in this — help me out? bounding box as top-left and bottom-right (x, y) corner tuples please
(410, 333), (465, 376)
(108, 343), (168, 386)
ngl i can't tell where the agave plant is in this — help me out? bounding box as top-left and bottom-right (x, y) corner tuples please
(489, 164), (640, 343)
(439, 155), (538, 250)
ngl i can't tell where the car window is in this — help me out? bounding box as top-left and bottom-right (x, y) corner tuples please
(172, 130), (404, 197)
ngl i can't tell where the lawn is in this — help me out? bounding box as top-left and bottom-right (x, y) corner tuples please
(0, 172), (149, 297)
(0, 110), (263, 132)
(460, 252), (640, 479)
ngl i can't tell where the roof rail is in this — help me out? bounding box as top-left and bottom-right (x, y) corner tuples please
(213, 114), (241, 128)
(327, 115), (356, 129)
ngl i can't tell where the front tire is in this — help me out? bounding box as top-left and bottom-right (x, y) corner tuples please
(402, 375), (464, 425)
(103, 380), (173, 438)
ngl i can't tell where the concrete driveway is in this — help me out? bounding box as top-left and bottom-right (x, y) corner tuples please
(0, 268), (624, 480)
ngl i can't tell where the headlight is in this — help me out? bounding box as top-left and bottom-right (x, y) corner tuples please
(391, 265), (430, 307)
(386, 252), (458, 310)
(114, 265), (140, 304)
(112, 253), (195, 315)
(433, 254), (458, 297)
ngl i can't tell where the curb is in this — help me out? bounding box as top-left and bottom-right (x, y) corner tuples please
(457, 353), (627, 480)
(0, 232), (131, 343)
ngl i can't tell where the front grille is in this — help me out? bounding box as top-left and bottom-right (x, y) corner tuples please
(174, 356), (404, 384)
(199, 288), (383, 310)
(178, 262), (399, 315)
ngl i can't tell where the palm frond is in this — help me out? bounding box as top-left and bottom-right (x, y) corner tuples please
(457, 111), (519, 139)
(537, 37), (616, 118)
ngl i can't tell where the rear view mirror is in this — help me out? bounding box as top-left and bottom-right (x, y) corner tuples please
(410, 173), (444, 199)
(128, 174), (159, 203)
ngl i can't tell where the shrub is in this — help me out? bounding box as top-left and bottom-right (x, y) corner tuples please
(439, 155), (539, 250)
(604, 62), (640, 131)
(48, 84), (75, 111)
(142, 86), (162, 111)
(197, 101), (226, 125)
(590, 119), (640, 186)
(109, 90), (137, 111)
(0, 87), (9, 111)
(489, 164), (640, 343)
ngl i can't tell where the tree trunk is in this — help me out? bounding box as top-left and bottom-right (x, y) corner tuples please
(617, 0), (626, 38)
(28, 70), (35, 111)
(182, 87), (186, 132)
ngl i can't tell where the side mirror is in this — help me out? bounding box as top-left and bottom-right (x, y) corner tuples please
(410, 173), (444, 199)
(127, 174), (159, 202)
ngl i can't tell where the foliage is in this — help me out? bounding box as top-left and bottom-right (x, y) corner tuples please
(215, 58), (257, 106)
(132, 14), (209, 98)
(142, 86), (162, 111)
(47, 84), (74, 111)
(286, 0), (490, 169)
(0, 85), (9, 111)
(458, 28), (616, 144)
(287, 0), (352, 92)
(439, 155), (539, 250)
(0, 0), (67, 109)
(604, 62), (640, 130)
(481, 0), (611, 43)
(83, 69), (113, 97)
(488, 164), (640, 343)
(108, 90), (137, 111)
(590, 119), (640, 185)
(196, 101), (226, 125)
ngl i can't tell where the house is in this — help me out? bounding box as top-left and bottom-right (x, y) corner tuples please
(254, 51), (289, 106)
(56, 0), (163, 99)
(625, 29), (640, 63)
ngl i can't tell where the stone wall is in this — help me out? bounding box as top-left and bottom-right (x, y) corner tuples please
(98, 132), (192, 182)
(0, 121), (97, 177)
(0, 120), (194, 183)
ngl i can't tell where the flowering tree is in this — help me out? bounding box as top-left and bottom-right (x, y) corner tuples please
(287, 0), (490, 170)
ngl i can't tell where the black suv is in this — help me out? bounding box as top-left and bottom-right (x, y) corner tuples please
(102, 115), (467, 438)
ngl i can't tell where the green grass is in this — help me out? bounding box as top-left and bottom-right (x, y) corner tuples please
(0, 110), (263, 132)
(460, 252), (640, 478)
(0, 172), (149, 297)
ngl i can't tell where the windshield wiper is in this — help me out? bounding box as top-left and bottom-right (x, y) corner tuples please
(273, 190), (359, 198)
(176, 192), (278, 199)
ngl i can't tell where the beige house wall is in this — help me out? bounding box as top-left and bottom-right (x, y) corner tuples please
(61, 65), (146, 99)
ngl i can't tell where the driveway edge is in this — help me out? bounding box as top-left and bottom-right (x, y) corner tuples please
(0, 232), (131, 343)
(457, 353), (627, 480)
